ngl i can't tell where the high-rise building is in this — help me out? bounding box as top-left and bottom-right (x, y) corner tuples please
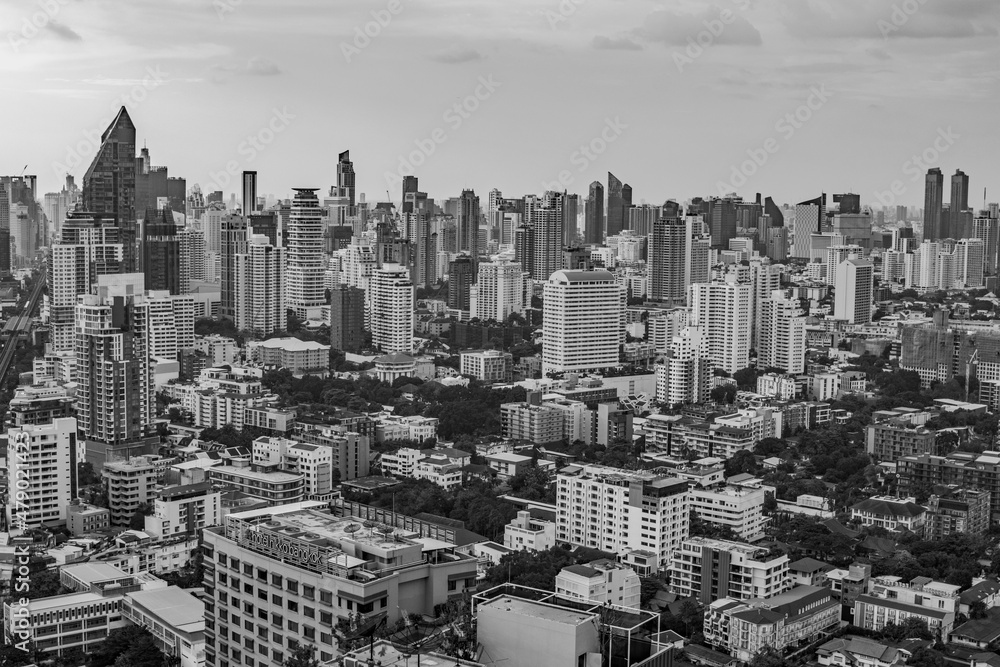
(514, 224), (533, 277)
(235, 235), (286, 337)
(556, 464), (689, 570)
(471, 258), (525, 322)
(973, 214), (999, 275)
(370, 263), (414, 353)
(826, 244), (863, 287)
(585, 181), (605, 244)
(447, 256), (474, 311)
(330, 284), (366, 353)
(750, 261), (783, 353)
(411, 212), (437, 289)
(563, 193), (580, 246)
(141, 208), (180, 294)
(951, 169), (969, 214)
(758, 289), (806, 374)
(656, 327), (712, 406)
(76, 280), (155, 468)
(649, 214), (690, 303)
(954, 238), (985, 288)
(924, 168), (944, 241)
(834, 257), (874, 324)
(5, 418), (79, 530)
(689, 279), (752, 374)
(531, 196), (564, 281)
(286, 188), (326, 320)
(669, 537), (790, 604)
(457, 189), (480, 275)
(82, 106), (138, 272)
(335, 150), (356, 207)
(792, 196), (824, 259)
(542, 269), (624, 375)
(708, 197), (739, 249)
(219, 213), (248, 319)
(402, 175), (419, 213)
(607, 173), (629, 238)
(242, 171), (258, 215)
(178, 227), (206, 293)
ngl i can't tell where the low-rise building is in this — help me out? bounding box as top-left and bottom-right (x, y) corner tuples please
(925, 487), (990, 538)
(144, 482), (222, 539)
(414, 456), (463, 490)
(850, 496), (927, 535)
(461, 349), (513, 382)
(854, 576), (960, 637)
(249, 337), (331, 377)
(373, 414), (439, 443)
(689, 484), (768, 540)
(669, 537), (791, 604)
(504, 510), (556, 553)
(866, 420), (940, 463)
(103, 455), (164, 527)
(486, 452), (533, 479)
(788, 557), (834, 588)
(555, 559), (641, 610)
(120, 586), (205, 667)
(816, 635), (918, 667)
(66, 501), (111, 536)
(207, 460), (305, 506)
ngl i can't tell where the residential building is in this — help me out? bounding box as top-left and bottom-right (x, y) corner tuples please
(504, 510), (556, 553)
(542, 269), (625, 375)
(854, 576), (959, 637)
(850, 496), (927, 535)
(689, 484), (768, 540)
(253, 437), (335, 497)
(758, 290), (806, 374)
(248, 338), (330, 376)
(329, 284), (366, 353)
(835, 258), (875, 324)
(120, 586), (206, 667)
(67, 501), (111, 536)
(461, 349), (513, 382)
(207, 461), (305, 506)
(285, 188), (326, 320)
(103, 455), (162, 526)
(144, 482), (222, 539)
(557, 464), (689, 569)
(5, 417), (78, 530)
(296, 423), (371, 481)
(866, 421), (940, 463)
(485, 452), (533, 479)
(235, 234), (286, 337)
(816, 635), (918, 667)
(668, 537), (791, 604)
(925, 488), (990, 538)
(471, 258), (525, 321)
(370, 263), (414, 353)
(555, 559), (641, 610)
(689, 279), (752, 374)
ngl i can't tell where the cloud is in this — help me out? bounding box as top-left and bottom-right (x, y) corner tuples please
(45, 21), (82, 42)
(593, 35), (642, 51)
(429, 45), (484, 64)
(773, 0), (1000, 40)
(244, 56), (281, 76)
(209, 57), (281, 83)
(636, 6), (763, 47)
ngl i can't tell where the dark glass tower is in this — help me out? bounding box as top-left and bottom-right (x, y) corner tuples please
(458, 190), (480, 277)
(83, 106), (137, 271)
(607, 172), (626, 238)
(924, 168), (944, 241)
(336, 150), (356, 207)
(586, 181), (605, 245)
(242, 171), (258, 215)
(141, 208), (180, 294)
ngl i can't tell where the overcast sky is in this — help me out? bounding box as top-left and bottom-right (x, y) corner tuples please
(2, 0), (999, 209)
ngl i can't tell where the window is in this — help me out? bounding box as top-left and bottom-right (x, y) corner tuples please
(243, 564), (253, 576)
(303, 585), (315, 600)
(287, 600), (298, 612)
(256, 568), (267, 582)
(271, 574), (283, 587)
(303, 626), (315, 641)
(319, 590), (333, 606)
(448, 580), (457, 591)
(286, 581), (298, 594)
(303, 607), (315, 619)
(272, 595), (283, 606)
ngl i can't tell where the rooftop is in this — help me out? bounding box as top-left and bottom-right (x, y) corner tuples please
(254, 337), (330, 352)
(480, 595), (596, 626)
(126, 586), (205, 635)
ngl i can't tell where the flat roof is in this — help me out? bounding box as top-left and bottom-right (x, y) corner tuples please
(481, 595), (595, 626)
(127, 586), (205, 634)
(62, 562), (130, 584)
(255, 337), (330, 352)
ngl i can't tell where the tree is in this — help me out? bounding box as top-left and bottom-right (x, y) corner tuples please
(26, 569), (66, 600)
(968, 599), (988, 620)
(906, 647), (945, 667)
(748, 646), (785, 667)
(283, 644), (320, 667)
(711, 384), (737, 405)
(733, 366), (759, 390)
(86, 626), (168, 667)
(639, 577), (663, 607)
(725, 450), (758, 477)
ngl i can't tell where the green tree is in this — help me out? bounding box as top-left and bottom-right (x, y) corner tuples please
(283, 644), (320, 667)
(86, 626), (169, 667)
(748, 646), (785, 667)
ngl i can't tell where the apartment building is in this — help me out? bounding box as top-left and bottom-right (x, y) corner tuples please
(555, 559), (641, 610)
(854, 576), (960, 636)
(556, 464), (689, 570)
(252, 437), (334, 497)
(668, 537), (791, 604)
(866, 421), (940, 463)
(295, 423), (371, 481)
(103, 455), (163, 527)
(144, 482), (222, 539)
(850, 497), (927, 535)
(504, 511), (556, 553)
(897, 450), (1000, 519)
(688, 484), (768, 540)
(6, 417), (78, 530)
(461, 349), (513, 382)
(207, 460), (305, 506)
(201, 502), (478, 667)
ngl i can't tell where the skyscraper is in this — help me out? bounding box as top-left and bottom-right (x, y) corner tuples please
(606, 173), (629, 238)
(402, 175), (419, 213)
(285, 188), (326, 320)
(542, 269), (625, 375)
(335, 150), (356, 207)
(834, 257), (874, 324)
(531, 196), (564, 281)
(330, 284), (366, 354)
(458, 189), (480, 275)
(586, 181), (605, 245)
(750, 261), (783, 353)
(448, 256), (474, 311)
(370, 263), (414, 353)
(141, 208), (180, 294)
(708, 197), (739, 249)
(563, 193), (580, 247)
(219, 213), (248, 319)
(758, 289), (806, 374)
(924, 168), (944, 241)
(689, 279), (752, 374)
(235, 234), (286, 337)
(242, 171), (258, 215)
(973, 215), (999, 275)
(5, 418), (79, 530)
(792, 196), (824, 259)
(950, 169), (971, 238)
(649, 213), (689, 303)
(472, 258), (526, 322)
(82, 106), (137, 272)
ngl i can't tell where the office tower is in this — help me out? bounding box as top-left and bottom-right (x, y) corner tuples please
(656, 327), (712, 406)
(954, 238), (985, 288)
(764, 196), (784, 227)
(514, 224), (534, 277)
(235, 235), (286, 337)
(83, 106), (138, 272)
(562, 193), (580, 246)
(649, 214), (690, 303)
(335, 150), (356, 207)
(370, 263), (414, 353)
(763, 225), (788, 261)
(923, 168), (944, 241)
(412, 213), (437, 289)
(556, 464), (689, 570)
(894, 226), (916, 252)
(76, 281), (154, 468)
(0, 228), (9, 277)
(532, 197), (564, 281)
(219, 213), (248, 319)
(141, 208), (180, 294)
(952, 169), (969, 213)
(792, 196), (823, 259)
(143, 291), (195, 361)
(585, 181), (605, 244)
(883, 249), (906, 284)
(826, 244), (863, 287)
(166, 176), (186, 215)
(242, 171), (258, 214)
(758, 289), (806, 374)
(833, 193), (861, 215)
(628, 204), (660, 239)
(457, 189), (481, 275)
(472, 258), (525, 322)
(607, 173), (629, 238)
(286, 188), (326, 320)
(402, 175), (419, 213)
(0, 184), (8, 230)
(708, 197), (739, 249)
(542, 269), (625, 375)
(447, 256), (474, 310)
(5, 418), (79, 530)
(973, 215), (999, 275)
(689, 279), (752, 374)
(834, 257), (874, 324)
(330, 284), (366, 353)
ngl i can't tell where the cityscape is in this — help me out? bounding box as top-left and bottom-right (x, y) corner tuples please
(3, 2), (1000, 667)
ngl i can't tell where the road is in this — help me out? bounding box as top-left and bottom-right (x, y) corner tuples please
(0, 272), (46, 390)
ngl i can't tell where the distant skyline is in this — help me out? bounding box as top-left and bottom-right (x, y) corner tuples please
(3, 0), (1000, 208)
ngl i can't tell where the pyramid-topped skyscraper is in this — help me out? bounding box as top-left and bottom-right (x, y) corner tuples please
(82, 106), (137, 271)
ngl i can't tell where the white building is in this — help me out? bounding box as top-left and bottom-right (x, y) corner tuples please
(461, 349), (513, 382)
(285, 188), (326, 320)
(689, 279), (752, 374)
(542, 269), (625, 375)
(756, 373), (797, 400)
(556, 464), (689, 570)
(655, 327), (712, 406)
(688, 484), (768, 540)
(249, 337), (330, 376)
(143, 291), (195, 361)
(668, 537), (791, 603)
(5, 417), (78, 531)
(252, 436), (334, 497)
(826, 244), (863, 287)
(758, 289), (806, 374)
(370, 263), (414, 353)
(504, 510), (556, 553)
(235, 234), (286, 337)
(555, 559), (641, 610)
(834, 257), (874, 324)
(121, 586), (206, 667)
(103, 455), (162, 526)
(855, 576), (960, 637)
(144, 482), (222, 539)
(472, 258), (526, 321)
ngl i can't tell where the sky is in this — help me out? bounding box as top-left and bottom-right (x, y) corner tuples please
(2, 0), (999, 210)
